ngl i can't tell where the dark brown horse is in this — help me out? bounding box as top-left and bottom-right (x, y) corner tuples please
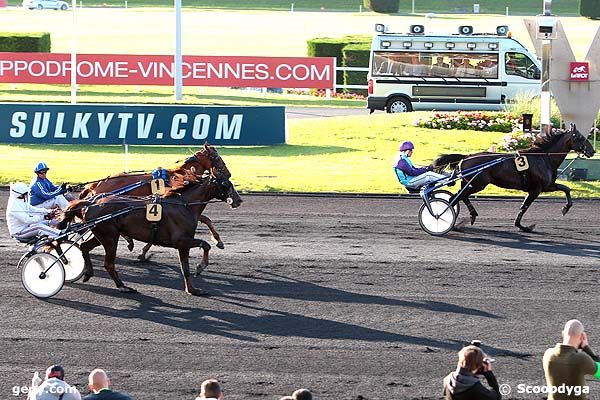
(80, 143), (230, 259)
(432, 125), (595, 232)
(58, 176), (242, 295)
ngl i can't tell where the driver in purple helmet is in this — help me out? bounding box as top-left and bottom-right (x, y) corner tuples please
(394, 141), (448, 189)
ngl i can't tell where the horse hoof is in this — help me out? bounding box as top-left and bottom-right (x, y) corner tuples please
(127, 242), (134, 252)
(469, 215), (477, 225)
(186, 288), (206, 296)
(195, 263), (207, 277)
(519, 224), (536, 233)
(82, 272), (93, 283)
(136, 255), (146, 262)
(561, 206), (571, 216)
(118, 286), (138, 293)
(453, 220), (466, 232)
(216, 241), (225, 250)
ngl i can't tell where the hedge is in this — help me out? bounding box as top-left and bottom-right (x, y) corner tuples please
(580, 0), (600, 19)
(307, 35), (370, 92)
(0, 32), (51, 52)
(342, 42), (370, 95)
(363, 0), (399, 13)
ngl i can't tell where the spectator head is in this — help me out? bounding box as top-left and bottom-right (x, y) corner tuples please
(45, 365), (65, 381)
(200, 379), (223, 399)
(88, 369), (111, 394)
(292, 388), (313, 400)
(457, 345), (485, 374)
(562, 319), (585, 347)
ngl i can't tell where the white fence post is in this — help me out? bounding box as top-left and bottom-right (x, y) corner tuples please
(290, 3), (294, 12)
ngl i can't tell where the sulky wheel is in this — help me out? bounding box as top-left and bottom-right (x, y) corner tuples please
(49, 241), (85, 283)
(21, 253), (65, 298)
(431, 189), (460, 217)
(418, 198), (456, 236)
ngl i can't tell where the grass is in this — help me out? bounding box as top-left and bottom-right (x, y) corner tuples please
(6, 0), (582, 14)
(2, 112), (598, 197)
(0, 85), (365, 107)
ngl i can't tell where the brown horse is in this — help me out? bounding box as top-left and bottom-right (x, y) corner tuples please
(432, 125), (595, 232)
(80, 143), (230, 259)
(58, 176), (242, 295)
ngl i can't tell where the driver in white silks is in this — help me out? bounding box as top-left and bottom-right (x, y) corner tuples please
(6, 182), (61, 240)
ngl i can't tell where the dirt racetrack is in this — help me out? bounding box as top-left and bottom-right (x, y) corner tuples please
(1, 189), (600, 400)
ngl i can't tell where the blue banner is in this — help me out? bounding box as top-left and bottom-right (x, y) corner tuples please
(0, 103), (286, 145)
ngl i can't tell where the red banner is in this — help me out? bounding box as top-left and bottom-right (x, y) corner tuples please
(0, 53), (335, 89)
(570, 62), (589, 81)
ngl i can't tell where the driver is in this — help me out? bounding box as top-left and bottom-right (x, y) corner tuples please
(30, 161), (71, 209)
(394, 141), (449, 189)
(6, 182), (61, 240)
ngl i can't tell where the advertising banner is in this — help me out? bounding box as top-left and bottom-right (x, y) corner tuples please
(570, 62), (590, 81)
(0, 103), (286, 145)
(0, 53), (335, 89)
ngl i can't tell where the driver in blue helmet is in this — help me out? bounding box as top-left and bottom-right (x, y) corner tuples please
(29, 162), (71, 209)
(394, 141), (448, 189)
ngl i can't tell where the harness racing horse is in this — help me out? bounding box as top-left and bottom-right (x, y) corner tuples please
(79, 143), (231, 259)
(432, 125), (595, 232)
(58, 176), (242, 296)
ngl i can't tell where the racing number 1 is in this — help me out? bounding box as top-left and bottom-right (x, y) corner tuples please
(146, 203), (162, 222)
(151, 178), (165, 195)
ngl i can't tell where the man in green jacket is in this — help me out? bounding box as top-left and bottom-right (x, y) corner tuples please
(543, 319), (600, 400)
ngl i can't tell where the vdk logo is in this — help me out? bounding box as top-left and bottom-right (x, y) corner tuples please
(570, 62), (589, 81)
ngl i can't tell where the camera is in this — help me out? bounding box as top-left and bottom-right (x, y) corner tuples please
(537, 16), (557, 40)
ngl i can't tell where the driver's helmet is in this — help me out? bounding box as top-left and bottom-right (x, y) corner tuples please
(399, 141), (415, 151)
(34, 161), (49, 173)
(10, 182), (30, 198)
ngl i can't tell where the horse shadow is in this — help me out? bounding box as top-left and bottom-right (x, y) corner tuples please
(82, 260), (501, 321)
(49, 282), (527, 358)
(447, 226), (600, 259)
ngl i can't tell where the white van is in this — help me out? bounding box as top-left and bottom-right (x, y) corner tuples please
(367, 24), (541, 113)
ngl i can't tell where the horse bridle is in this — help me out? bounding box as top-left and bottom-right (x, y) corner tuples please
(186, 150), (230, 180)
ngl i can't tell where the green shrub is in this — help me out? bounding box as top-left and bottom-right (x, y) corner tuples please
(307, 35), (370, 89)
(364, 0), (399, 13)
(580, 0), (600, 19)
(342, 42), (370, 96)
(504, 93), (562, 128)
(0, 32), (51, 52)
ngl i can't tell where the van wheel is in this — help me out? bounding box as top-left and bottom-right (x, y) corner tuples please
(60, 4), (68, 9)
(36, 4), (43, 9)
(386, 97), (412, 113)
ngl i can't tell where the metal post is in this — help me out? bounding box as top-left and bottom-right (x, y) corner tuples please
(124, 143), (129, 172)
(174, 0), (182, 101)
(540, 0), (553, 135)
(290, 3), (294, 12)
(70, 0), (77, 104)
(412, 0), (415, 14)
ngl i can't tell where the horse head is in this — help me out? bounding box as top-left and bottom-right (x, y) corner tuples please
(569, 124), (596, 158)
(211, 176), (243, 209)
(174, 174), (242, 209)
(183, 143), (232, 180)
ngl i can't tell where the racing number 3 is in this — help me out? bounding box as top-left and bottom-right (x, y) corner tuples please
(146, 203), (162, 222)
(514, 155), (529, 172)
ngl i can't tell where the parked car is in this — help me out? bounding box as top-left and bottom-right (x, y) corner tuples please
(23, 0), (69, 10)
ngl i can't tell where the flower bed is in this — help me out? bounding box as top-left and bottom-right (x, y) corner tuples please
(498, 130), (538, 151)
(414, 112), (519, 133)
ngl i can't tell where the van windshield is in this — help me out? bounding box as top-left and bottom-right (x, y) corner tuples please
(372, 51), (499, 79)
(504, 52), (540, 79)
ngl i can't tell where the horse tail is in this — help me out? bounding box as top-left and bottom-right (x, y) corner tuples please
(431, 154), (467, 173)
(57, 200), (91, 229)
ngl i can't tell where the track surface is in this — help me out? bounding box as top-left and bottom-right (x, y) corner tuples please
(1, 190), (600, 400)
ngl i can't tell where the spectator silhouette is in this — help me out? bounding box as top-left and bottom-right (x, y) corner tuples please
(443, 345), (501, 399)
(84, 369), (133, 400)
(30, 365), (81, 400)
(543, 319), (600, 400)
(195, 379), (223, 400)
(292, 388), (313, 400)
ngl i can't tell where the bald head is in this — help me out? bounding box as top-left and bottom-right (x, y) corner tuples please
(563, 319), (585, 348)
(88, 369), (110, 393)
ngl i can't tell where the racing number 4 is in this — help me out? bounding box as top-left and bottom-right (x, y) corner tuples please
(146, 203), (162, 222)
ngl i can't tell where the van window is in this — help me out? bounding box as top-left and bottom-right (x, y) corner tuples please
(372, 51), (498, 79)
(505, 52), (540, 79)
